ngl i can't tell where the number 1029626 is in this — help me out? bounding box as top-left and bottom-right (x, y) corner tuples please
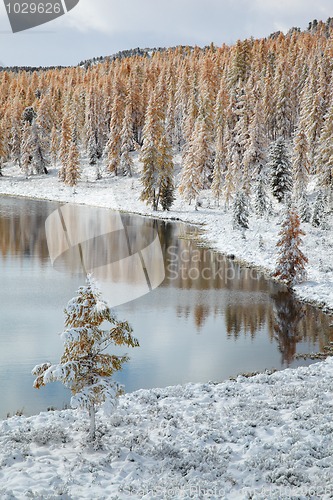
(5, 2), (62, 14)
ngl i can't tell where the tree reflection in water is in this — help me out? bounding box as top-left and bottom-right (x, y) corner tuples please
(271, 291), (306, 364)
(0, 196), (332, 363)
(269, 291), (332, 365)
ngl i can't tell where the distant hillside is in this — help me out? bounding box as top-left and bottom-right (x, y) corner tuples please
(1, 16), (333, 217)
(1, 17), (333, 73)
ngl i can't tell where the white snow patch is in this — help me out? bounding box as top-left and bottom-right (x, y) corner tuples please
(1, 359), (333, 498)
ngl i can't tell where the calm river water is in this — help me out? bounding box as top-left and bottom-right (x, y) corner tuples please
(0, 196), (332, 418)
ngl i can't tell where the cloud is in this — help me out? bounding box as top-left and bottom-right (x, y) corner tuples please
(0, 0), (331, 66)
(62, 0), (332, 44)
(253, 0), (331, 15)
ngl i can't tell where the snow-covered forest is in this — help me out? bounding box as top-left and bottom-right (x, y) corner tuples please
(1, 17), (333, 498)
(0, 19), (333, 216)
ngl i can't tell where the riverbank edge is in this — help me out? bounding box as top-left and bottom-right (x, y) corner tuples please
(1, 185), (333, 322)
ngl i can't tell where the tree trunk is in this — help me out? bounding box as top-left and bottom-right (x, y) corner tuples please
(88, 404), (96, 441)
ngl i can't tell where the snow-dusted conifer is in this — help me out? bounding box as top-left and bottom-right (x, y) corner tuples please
(120, 102), (134, 177)
(311, 191), (326, 228)
(269, 137), (292, 202)
(298, 193), (311, 223)
(254, 176), (269, 217)
(179, 150), (199, 204)
(20, 109), (48, 175)
(20, 122), (33, 176)
(104, 86), (124, 176)
(223, 124), (236, 206)
(273, 206), (308, 287)
(36, 93), (53, 152)
(30, 120), (48, 175)
(233, 190), (250, 230)
(87, 122), (98, 166)
(316, 101), (333, 194)
(59, 115), (72, 181)
(9, 95), (23, 166)
(292, 127), (310, 199)
(243, 99), (267, 181)
(228, 39), (252, 86)
(160, 179), (175, 211)
(140, 92), (164, 209)
(0, 126), (4, 175)
(165, 89), (176, 147)
(32, 275), (139, 441)
(50, 125), (59, 167)
(275, 76), (293, 140)
(211, 124), (226, 205)
(180, 111), (212, 202)
(65, 141), (80, 188)
(10, 124), (21, 166)
(157, 134), (175, 211)
(230, 86), (251, 188)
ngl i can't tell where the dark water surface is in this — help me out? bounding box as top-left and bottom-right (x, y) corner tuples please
(0, 196), (332, 418)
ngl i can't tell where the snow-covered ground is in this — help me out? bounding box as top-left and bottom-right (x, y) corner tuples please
(1, 156), (333, 312)
(1, 159), (333, 497)
(1, 358), (333, 499)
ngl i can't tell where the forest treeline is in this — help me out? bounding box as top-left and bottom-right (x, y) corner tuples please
(0, 18), (333, 217)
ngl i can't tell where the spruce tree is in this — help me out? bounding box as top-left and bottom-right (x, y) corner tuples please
(20, 122), (33, 176)
(299, 193), (311, 223)
(273, 206), (308, 287)
(233, 190), (250, 230)
(269, 137), (292, 202)
(87, 122), (98, 166)
(254, 176), (269, 217)
(32, 275), (139, 442)
(30, 119), (48, 175)
(311, 191), (326, 228)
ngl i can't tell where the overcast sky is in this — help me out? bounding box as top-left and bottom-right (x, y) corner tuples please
(0, 0), (331, 67)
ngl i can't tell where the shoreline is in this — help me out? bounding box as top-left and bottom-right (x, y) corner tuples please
(1, 357), (333, 498)
(1, 168), (333, 497)
(0, 160), (333, 318)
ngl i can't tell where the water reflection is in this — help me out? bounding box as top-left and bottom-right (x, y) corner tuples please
(0, 198), (332, 345)
(269, 291), (330, 365)
(0, 197), (332, 417)
(0, 197), (50, 261)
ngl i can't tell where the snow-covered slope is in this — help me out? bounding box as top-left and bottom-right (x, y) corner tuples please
(1, 358), (333, 499)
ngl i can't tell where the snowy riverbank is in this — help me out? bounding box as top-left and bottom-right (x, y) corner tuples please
(1, 358), (333, 499)
(1, 161), (333, 497)
(1, 158), (333, 313)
